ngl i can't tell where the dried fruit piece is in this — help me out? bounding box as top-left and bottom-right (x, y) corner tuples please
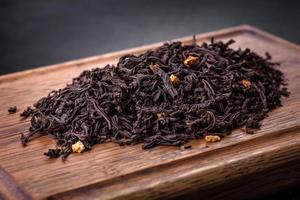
(72, 141), (85, 153)
(242, 79), (251, 88)
(184, 55), (198, 66)
(149, 63), (160, 69)
(170, 74), (180, 86)
(205, 135), (221, 143)
(156, 112), (165, 119)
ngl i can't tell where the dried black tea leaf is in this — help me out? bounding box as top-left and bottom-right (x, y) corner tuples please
(20, 38), (289, 159)
(8, 106), (17, 114)
(20, 106), (34, 118)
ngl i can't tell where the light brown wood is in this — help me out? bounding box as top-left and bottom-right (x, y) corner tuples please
(0, 25), (300, 200)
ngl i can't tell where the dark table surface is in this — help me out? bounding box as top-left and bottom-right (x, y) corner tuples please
(0, 0), (299, 199)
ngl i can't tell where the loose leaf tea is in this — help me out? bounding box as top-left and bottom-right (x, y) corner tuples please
(20, 38), (289, 159)
(8, 106), (17, 114)
(20, 106), (34, 118)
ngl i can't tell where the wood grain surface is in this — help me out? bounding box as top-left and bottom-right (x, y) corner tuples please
(0, 25), (300, 200)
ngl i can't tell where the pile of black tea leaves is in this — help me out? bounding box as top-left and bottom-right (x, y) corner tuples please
(19, 38), (289, 160)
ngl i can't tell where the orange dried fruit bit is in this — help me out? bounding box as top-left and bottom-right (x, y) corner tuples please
(242, 79), (251, 88)
(170, 74), (180, 86)
(205, 135), (221, 143)
(149, 63), (159, 69)
(184, 55), (199, 67)
(156, 112), (165, 119)
(72, 141), (85, 153)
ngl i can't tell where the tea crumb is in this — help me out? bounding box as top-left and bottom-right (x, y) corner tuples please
(8, 106), (17, 114)
(44, 148), (61, 158)
(20, 133), (28, 146)
(246, 129), (255, 134)
(20, 106), (34, 118)
(181, 145), (192, 150)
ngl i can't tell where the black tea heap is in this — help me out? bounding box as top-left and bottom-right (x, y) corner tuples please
(19, 38), (289, 159)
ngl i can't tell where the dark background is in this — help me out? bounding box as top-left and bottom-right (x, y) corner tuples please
(0, 0), (299, 199)
(0, 0), (300, 75)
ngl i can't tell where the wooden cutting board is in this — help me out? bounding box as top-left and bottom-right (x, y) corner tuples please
(1, 25), (300, 200)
